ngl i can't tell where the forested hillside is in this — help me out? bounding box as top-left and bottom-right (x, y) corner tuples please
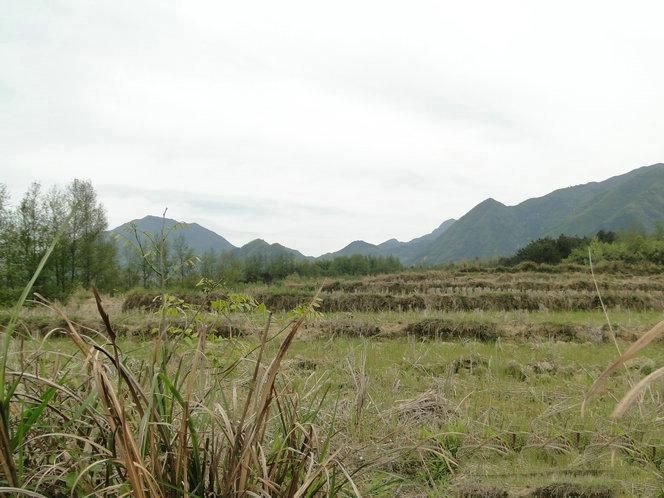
(417, 163), (664, 263)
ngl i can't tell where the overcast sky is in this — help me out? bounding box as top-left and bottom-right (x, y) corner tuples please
(2, 1), (664, 255)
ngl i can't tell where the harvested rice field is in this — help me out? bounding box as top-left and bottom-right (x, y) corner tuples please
(4, 267), (664, 497)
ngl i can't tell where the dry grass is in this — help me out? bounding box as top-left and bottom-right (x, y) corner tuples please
(392, 390), (459, 422)
(531, 482), (614, 498)
(124, 286), (664, 314)
(0, 274), (362, 496)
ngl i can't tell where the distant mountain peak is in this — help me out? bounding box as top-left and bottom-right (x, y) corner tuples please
(347, 240), (375, 248)
(135, 214), (177, 223)
(475, 197), (505, 209)
(234, 238), (309, 261)
(244, 238), (269, 246)
(109, 215), (236, 257)
(378, 238), (403, 249)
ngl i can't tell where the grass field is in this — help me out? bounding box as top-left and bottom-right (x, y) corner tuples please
(3, 267), (664, 497)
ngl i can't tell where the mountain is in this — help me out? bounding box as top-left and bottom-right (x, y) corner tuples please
(319, 218), (456, 261)
(232, 239), (309, 261)
(416, 163), (664, 264)
(404, 218), (457, 247)
(108, 216), (308, 262)
(319, 240), (385, 259)
(377, 238), (404, 250)
(393, 218), (456, 264)
(109, 215), (235, 254)
(313, 163), (664, 265)
(109, 163), (664, 266)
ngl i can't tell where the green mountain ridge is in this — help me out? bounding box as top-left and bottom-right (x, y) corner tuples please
(419, 163), (664, 263)
(231, 239), (310, 261)
(108, 163), (664, 266)
(319, 240), (386, 259)
(318, 218), (457, 261)
(109, 215), (235, 255)
(108, 216), (310, 262)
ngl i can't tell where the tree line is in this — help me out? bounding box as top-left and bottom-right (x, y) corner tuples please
(0, 180), (403, 303)
(120, 234), (403, 289)
(209, 252), (403, 285)
(0, 180), (117, 303)
(502, 231), (615, 266)
(502, 228), (664, 266)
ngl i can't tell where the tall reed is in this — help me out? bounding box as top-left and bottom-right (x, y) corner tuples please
(0, 214), (359, 497)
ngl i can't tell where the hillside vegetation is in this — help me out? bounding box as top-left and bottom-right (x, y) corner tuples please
(419, 163), (664, 263)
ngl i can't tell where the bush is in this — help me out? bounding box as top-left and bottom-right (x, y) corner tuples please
(0, 287), (23, 306)
(508, 234), (591, 265)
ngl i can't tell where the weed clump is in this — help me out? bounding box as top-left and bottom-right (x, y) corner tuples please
(532, 482), (614, 498)
(626, 356), (656, 375)
(405, 319), (499, 341)
(324, 319), (381, 337)
(455, 484), (508, 498)
(393, 389), (459, 422)
(505, 360), (530, 381)
(454, 353), (489, 374)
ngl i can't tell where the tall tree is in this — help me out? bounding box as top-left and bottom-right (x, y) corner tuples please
(43, 185), (69, 292)
(15, 183), (46, 283)
(0, 185), (16, 289)
(66, 179), (112, 289)
(172, 234), (195, 285)
(198, 249), (217, 280)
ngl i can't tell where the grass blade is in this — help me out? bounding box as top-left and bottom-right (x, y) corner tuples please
(612, 365), (664, 418)
(582, 320), (664, 413)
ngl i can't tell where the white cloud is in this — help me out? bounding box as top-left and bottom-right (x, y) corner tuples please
(2, 0), (664, 254)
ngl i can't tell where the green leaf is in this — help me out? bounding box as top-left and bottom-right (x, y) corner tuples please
(12, 387), (57, 449)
